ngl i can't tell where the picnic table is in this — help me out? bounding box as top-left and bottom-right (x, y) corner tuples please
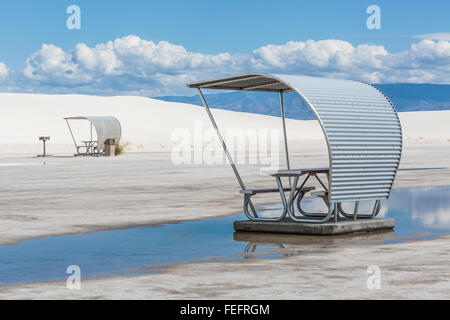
(267, 168), (333, 222)
(240, 168), (334, 222)
(77, 140), (98, 155)
(252, 167), (380, 222)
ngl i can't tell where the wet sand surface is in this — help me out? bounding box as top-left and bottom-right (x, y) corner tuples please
(1, 235), (449, 299)
(0, 144), (449, 299)
(0, 144), (449, 246)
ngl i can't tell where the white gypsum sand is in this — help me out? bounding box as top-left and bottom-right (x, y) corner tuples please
(0, 146), (449, 246)
(0, 93), (324, 155)
(0, 93), (448, 155)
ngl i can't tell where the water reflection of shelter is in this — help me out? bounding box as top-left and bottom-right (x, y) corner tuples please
(64, 116), (121, 156)
(234, 230), (396, 255)
(188, 74), (402, 223)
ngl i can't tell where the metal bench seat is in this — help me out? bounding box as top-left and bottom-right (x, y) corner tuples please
(240, 186), (315, 195)
(310, 190), (328, 197)
(241, 186), (316, 221)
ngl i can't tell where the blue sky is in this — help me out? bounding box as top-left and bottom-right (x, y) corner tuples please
(0, 0), (449, 95)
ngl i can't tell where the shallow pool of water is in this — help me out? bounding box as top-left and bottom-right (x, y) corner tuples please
(0, 185), (449, 285)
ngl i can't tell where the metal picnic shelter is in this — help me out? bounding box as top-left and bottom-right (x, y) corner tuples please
(64, 116), (122, 156)
(187, 73), (402, 223)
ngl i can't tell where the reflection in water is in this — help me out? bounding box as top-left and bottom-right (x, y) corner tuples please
(236, 186), (450, 254)
(235, 229), (397, 247)
(244, 243), (286, 253)
(255, 186), (450, 232)
(242, 243), (291, 259)
(234, 230), (397, 258)
(0, 186), (449, 285)
(388, 186), (450, 230)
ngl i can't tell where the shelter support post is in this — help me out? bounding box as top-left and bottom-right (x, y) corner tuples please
(279, 91), (291, 187)
(196, 88), (258, 217)
(354, 201), (360, 221)
(65, 119), (78, 149)
(334, 203), (338, 222)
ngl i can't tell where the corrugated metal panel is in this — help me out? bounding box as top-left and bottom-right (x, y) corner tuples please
(274, 74), (402, 203)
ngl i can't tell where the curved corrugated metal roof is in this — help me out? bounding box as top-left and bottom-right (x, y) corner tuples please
(188, 73), (402, 203)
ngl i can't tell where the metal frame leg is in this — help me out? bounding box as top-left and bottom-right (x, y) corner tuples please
(291, 172), (330, 218)
(288, 201), (334, 223)
(337, 200), (381, 219)
(243, 192), (288, 222)
(295, 191), (330, 218)
(285, 178), (334, 223)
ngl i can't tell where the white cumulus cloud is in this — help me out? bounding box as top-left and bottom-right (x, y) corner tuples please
(414, 32), (450, 41)
(0, 62), (8, 80)
(10, 35), (450, 95)
(252, 39), (390, 82)
(73, 35), (243, 77)
(24, 44), (91, 85)
(253, 39), (450, 84)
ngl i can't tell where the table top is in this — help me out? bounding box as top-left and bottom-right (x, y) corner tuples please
(264, 168), (329, 177)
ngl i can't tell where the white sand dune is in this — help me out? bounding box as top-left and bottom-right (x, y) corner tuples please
(0, 93), (448, 155)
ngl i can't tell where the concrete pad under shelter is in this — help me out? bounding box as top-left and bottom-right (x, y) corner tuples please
(233, 218), (395, 236)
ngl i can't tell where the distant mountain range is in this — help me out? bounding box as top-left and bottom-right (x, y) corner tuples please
(156, 83), (450, 120)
